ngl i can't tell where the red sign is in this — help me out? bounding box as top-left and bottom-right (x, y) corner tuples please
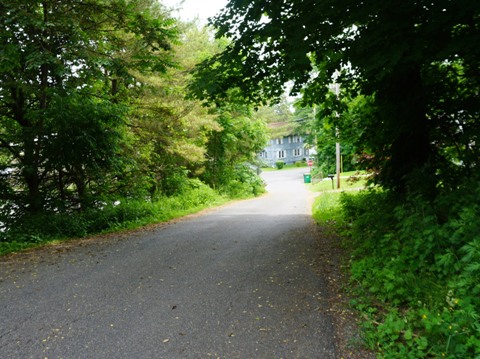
(307, 160), (313, 167)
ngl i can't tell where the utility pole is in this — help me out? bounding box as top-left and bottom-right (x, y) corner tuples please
(334, 83), (341, 189)
(336, 142), (341, 189)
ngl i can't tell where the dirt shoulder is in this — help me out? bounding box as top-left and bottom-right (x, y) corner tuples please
(312, 225), (376, 359)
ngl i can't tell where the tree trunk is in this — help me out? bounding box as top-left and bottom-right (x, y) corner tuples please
(376, 64), (434, 195)
(23, 132), (43, 213)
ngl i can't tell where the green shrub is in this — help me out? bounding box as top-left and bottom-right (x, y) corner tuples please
(340, 183), (480, 358)
(218, 165), (266, 198)
(157, 167), (191, 197)
(275, 160), (285, 169)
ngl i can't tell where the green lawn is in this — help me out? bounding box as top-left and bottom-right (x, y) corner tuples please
(310, 170), (370, 226)
(309, 171), (370, 192)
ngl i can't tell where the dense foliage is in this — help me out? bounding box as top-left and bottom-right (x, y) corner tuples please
(0, 0), (177, 214)
(191, 0), (479, 195)
(340, 188), (480, 358)
(202, 102), (267, 196)
(293, 96), (365, 175)
(0, 1), (268, 248)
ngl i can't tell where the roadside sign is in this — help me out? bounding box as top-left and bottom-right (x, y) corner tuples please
(307, 160), (313, 167)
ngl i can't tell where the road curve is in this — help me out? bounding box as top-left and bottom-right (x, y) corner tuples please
(0, 167), (336, 358)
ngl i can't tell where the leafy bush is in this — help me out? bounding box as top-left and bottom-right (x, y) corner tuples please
(275, 160), (285, 169)
(157, 167), (191, 197)
(340, 183), (480, 358)
(219, 165), (265, 198)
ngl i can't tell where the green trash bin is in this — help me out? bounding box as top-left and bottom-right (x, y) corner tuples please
(303, 173), (312, 184)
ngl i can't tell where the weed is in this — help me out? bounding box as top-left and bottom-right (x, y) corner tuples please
(312, 192), (344, 227)
(338, 183), (480, 358)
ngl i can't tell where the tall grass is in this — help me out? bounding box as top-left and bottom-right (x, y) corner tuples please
(312, 192), (344, 226)
(0, 180), (229, 255)
(311, 170), (368, 226)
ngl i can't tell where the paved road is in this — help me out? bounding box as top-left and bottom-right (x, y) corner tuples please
(0, 168), (336, 358)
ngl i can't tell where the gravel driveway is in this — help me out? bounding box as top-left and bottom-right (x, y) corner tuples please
(0, 167), (337, 358)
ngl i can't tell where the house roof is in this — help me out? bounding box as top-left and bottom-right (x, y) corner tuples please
(267, 122), (290, 129)
(268, 121), (299, 138)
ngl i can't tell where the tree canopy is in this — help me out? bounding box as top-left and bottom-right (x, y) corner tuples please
(0, 0), (178, 213)
(0, 1), (269, 223)
(191, 0), (480, 196)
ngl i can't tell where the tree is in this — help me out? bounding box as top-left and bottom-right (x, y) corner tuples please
(254, 96), (301, 141)
(0, 0), (177, 213)
(202, 99), (268, 192)
(42, 96), (129, 210)
(191, 0), (480, 196)
(128, 22), (225, 197)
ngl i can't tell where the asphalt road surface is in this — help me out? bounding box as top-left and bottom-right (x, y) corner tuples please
(1, 167), (336, 358)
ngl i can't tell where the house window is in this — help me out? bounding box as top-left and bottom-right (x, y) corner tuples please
(293, 148), (302, 157)
(288, 136), (292, 144)
(276, 138), (283, 145)
(259, 151), (267, 158)
(278, 150), (286, 159)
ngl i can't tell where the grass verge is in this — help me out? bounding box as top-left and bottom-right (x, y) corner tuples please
(311, 170), (368, 225)
(311, 177), (377, 359)
(312, 191), (344, 226)
(0, 181), (243, 256)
